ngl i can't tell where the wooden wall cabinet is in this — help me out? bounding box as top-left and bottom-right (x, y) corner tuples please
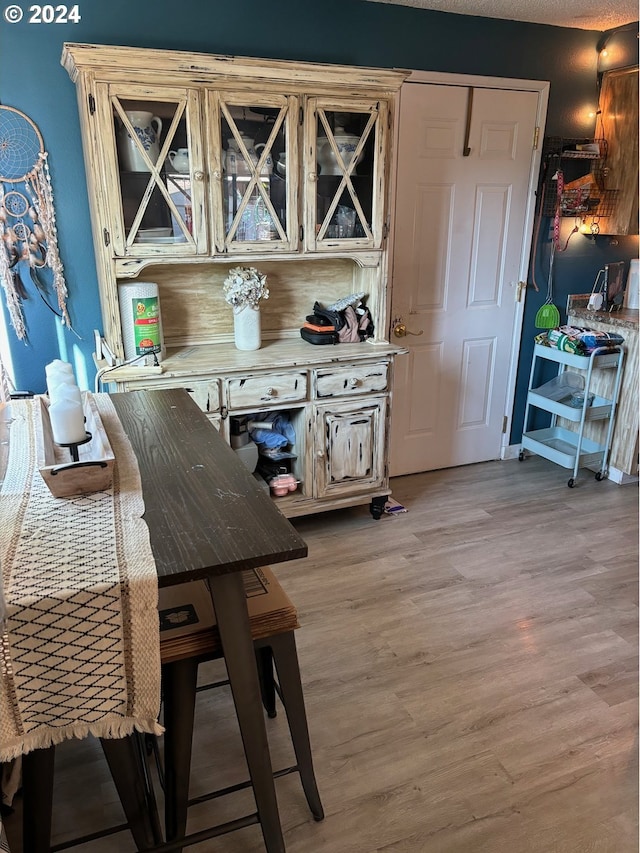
(62, 42), (409, 518)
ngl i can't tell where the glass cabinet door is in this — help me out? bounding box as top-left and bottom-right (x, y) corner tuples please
(209, 92), (298, 253)
(305, 99), (389, 251)
(98, 83), (206, 256)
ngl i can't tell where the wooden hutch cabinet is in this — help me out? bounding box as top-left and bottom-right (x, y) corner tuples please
(62, 42), (408, 518)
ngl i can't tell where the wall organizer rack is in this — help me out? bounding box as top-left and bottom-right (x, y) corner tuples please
(540, 136), (618, 220)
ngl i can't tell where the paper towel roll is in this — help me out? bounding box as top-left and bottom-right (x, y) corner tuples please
(624, 259), (639, 310)
(118, 282), (165, 364)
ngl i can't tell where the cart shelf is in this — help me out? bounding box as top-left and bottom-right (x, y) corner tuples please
(530, 343), (620, 369)
(522, 427), (605, 470)
(525, 390), (613, 422)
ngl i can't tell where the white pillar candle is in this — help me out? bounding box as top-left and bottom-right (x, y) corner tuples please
(45, 359), (75, 376)
(45, 359), (75, 381)
(45, 360), (76, 398)
(49, 398), (86, 445)
(49, 378), (82, 406)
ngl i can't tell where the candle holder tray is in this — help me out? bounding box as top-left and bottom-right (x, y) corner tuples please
(36, 393), (115, 497)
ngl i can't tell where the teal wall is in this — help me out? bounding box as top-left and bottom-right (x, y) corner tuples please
(0, 0), (637, 444)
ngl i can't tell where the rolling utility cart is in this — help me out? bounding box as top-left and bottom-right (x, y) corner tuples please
(520, 343), (625, 487)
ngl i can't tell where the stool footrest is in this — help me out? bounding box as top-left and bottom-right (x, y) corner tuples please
(141, 813), (261, 853)
(187, 764), (301, 809)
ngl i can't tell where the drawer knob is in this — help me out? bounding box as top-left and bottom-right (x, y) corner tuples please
(193, 170), (205, 181)
(349, 377), (360, 388)
(266, 387), (276, 396)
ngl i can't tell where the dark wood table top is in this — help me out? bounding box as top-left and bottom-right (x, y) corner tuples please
(110, 388), (308, 586)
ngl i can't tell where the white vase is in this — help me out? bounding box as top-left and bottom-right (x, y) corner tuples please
(233, 305), (261, 351)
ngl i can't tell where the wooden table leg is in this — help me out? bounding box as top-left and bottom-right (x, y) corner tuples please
(207, 572), (286, 853)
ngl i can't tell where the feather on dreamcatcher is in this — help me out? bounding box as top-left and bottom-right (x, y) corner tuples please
(0, 105), (71, 340)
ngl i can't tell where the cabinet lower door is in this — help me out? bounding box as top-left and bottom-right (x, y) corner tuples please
(315, 397), (387, 498)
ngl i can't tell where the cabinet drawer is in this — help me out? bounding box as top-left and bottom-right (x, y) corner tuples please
(127, 379), (221, 414)
(315, 362), (389, 399)
(226, 371), (308, 409)
(185, 380), (221, 414)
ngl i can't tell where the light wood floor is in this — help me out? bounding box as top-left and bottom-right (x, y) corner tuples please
(43, 458), (639, 851)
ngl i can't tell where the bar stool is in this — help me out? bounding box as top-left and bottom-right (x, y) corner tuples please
(157, 566), (323, 849)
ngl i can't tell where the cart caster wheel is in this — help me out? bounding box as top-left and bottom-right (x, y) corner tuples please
(518, 450), (525, 461)
(595, 471), (604, 481)
(567, 478), (575, 488)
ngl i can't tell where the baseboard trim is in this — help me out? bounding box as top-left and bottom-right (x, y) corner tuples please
(502, 444), (521, 461)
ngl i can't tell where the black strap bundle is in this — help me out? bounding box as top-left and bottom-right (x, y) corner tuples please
(300, 299), (374, 345)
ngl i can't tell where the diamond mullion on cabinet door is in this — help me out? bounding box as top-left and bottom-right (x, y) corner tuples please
(220, 94), (289, 250)
(305, 98), (386, 252)
(113, 97), (176, 245)
(209, 90), (298, 253)
(104, 83), (206, 257)
(149, 88), (207, 255)
(315, 109), (376, 240)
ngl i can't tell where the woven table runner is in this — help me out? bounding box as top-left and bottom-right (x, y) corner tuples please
(0, 395), (162, 763)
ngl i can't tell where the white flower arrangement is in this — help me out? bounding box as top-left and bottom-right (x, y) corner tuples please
(223, 266), (269, 310)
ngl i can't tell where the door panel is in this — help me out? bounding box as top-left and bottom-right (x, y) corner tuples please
(390, 82), (539, 475)
(315, 398), (386, 497)
(459, 337), (495, 428)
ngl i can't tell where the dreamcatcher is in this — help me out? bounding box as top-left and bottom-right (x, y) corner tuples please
(0, 105), (71, 340)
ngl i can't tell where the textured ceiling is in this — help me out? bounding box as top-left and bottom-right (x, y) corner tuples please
(367, 0), (638, 31)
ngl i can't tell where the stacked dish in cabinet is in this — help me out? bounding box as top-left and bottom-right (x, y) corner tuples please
(520, 343), (625, 487)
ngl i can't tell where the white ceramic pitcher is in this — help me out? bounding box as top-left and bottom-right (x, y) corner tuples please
(118, 111), (163, 172)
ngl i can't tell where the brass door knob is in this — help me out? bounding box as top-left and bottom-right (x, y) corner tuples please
(393, 321), (423, 338)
